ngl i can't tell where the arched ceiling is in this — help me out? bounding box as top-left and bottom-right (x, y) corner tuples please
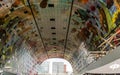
(0, 0), (120, 73)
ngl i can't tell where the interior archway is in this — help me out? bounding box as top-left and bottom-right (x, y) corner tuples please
(0, 0), (120, 74)
(39, 58), (73, 74)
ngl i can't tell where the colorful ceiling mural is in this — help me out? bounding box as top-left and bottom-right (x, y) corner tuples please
(0, 0), (120, 73)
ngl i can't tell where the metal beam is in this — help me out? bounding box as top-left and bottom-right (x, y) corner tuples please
(27, 0), (49, 58)
(63, 0), (74, 58)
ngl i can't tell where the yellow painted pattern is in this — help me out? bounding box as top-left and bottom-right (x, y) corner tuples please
(113, 0), (120, 23)
(112, 10), (120, 23)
